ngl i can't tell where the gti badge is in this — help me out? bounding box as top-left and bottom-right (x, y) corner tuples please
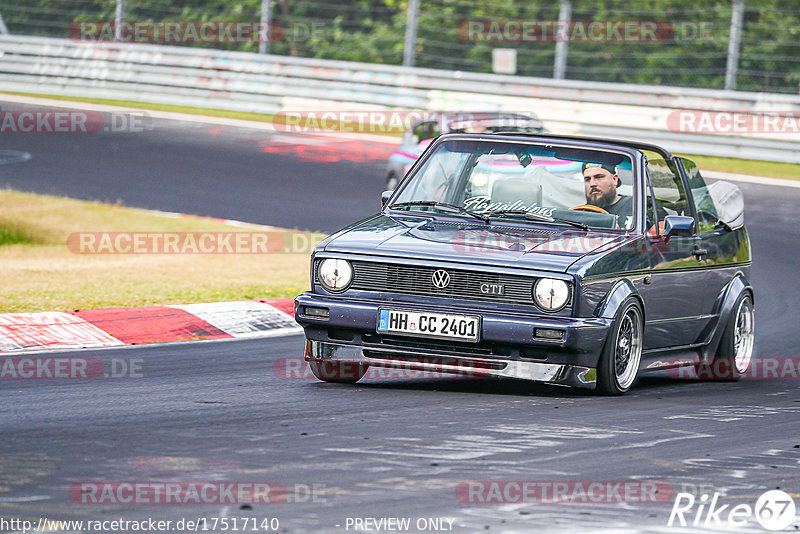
(480, 283), (505, 296)
(431, 269), (451, 289)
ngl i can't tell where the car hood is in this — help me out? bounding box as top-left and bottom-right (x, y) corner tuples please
(322, 214), (626, 273)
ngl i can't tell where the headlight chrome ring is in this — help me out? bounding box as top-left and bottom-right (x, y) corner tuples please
(533, 278), (570, 312)
(317, 259), (353, 293)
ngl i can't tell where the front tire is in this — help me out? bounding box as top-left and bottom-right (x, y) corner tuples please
(596, 300), (643, 395)
(386, 173), (399, 190)
(697, 293), (754, 381)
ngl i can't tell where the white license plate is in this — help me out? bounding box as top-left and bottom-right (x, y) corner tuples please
(377, 309), (480, 342)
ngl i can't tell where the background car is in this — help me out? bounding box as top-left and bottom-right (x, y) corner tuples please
(385, 112), (547, 189)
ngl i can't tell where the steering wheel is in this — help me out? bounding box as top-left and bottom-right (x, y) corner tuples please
(570, 204), (609, 214)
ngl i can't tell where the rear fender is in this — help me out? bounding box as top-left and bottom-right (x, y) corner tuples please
(701, 272), (753, 360)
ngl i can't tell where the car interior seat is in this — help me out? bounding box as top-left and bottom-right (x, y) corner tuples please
(490, 180), (543, 208)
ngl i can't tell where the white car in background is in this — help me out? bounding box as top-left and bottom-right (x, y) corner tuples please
(385, 112), (547, 189)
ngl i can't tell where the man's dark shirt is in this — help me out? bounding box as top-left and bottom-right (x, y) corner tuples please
(604, 195), (633, 227)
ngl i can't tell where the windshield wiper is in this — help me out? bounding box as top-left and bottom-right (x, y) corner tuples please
(487, 209), (589, 231)
(391, 201), (490, 223)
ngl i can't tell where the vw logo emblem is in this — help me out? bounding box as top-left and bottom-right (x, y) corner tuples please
(431, 269), (451, 289)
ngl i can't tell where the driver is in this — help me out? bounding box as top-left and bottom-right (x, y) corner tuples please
(582, 162), (633, 222)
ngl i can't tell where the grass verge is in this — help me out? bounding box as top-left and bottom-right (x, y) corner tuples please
(0, 91), (282, 125)
(675, 154), (799, 181)
(0, 189), (321, 313)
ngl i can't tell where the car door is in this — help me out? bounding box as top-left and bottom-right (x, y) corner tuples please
(676, 157), (740, 332)
(640, 158), (715, 350)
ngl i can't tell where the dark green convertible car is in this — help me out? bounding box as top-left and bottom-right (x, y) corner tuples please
(295, 133), (754, 395)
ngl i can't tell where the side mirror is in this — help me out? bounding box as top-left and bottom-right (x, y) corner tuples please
(663, 215), (695, 239)
(381, 190), (394, 208)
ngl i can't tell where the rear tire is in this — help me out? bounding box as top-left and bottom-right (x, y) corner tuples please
(596, 300), (643, 395)
(697, 293), (754, 381)
(308, 359), (369, 384)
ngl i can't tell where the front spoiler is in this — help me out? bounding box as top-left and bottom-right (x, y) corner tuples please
(295, 293), (612, 369)
(306, 340), (597, 390)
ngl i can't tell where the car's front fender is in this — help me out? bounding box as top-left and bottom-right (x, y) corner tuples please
(593, 278), (644, 322)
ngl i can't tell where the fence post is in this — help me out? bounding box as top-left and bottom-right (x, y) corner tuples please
(724, 0), (744, 91)
(554, 0), (571, 79)
(115, 0), (126, 41)
(0, 11), (8, 34)
(259, 0), (271, 54)
(403, 0), (420, 67)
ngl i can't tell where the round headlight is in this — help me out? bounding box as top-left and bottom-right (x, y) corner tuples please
(533, 278), (570, 311)
(318, 259), (353, 292)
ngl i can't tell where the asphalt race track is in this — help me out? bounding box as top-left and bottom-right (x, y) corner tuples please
(1, 101), (799, 532)
(0, 101), (388, 233)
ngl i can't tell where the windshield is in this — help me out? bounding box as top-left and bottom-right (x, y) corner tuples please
(390, 139), (636, 230)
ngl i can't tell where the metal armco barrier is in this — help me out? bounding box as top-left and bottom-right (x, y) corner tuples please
(1, 35), (798, 163)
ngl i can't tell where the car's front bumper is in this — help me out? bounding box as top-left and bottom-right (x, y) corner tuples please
(295, 293), (613, 390)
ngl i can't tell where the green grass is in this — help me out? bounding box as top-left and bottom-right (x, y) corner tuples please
(0, 189), (320, 313)
(675, 154), (800, 181)
(0, 224), (37, 246)
(0, 91), (281, 124)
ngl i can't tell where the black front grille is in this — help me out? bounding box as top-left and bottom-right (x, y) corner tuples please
(314, 259), (573, 309)
(350, 262), (540, 306)
(363, 350), (507, 371)
(364, 333), (496, 356)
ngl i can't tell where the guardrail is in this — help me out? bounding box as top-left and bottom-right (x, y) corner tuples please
(1, 34), (798, 162)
